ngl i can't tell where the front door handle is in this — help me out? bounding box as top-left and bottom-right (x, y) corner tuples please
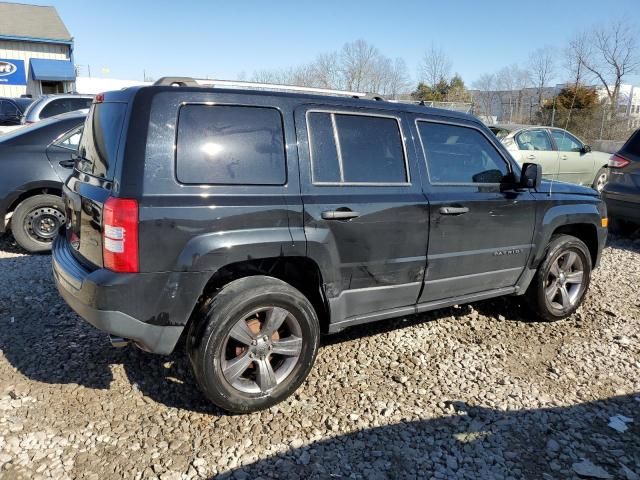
(322, 209), (360, 220)
(527, 154), (536, 160)
(560, 154), (568, 160)
(439, 206), (469, 215)
(59, 159), (75, 168)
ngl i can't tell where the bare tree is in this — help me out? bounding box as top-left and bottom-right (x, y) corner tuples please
(385, 58), (411, 99)
(529, 46), (556, 114)
(340, 39), (380, 92)
(561, 31), (597, 128)
(496, 65), (530, 122)
(472, 73), (499, 120)
(496, 66), (516, 122)
(310, 52), (341, 89)
(582, 20), (639, 117)
(249, 40), (412, 97)
(420, 43), (451, 88)
(565, 31), (592, 93)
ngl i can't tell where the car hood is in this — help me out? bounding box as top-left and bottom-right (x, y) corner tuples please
(538, 180), (598, 196)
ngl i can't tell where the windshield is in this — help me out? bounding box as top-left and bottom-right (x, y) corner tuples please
(77, 102), (127, 179)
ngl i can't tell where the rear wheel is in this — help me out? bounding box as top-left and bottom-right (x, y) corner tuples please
(187, 276), (320, 413)
(11, 194), (65, 252)
(592, 167), (608, 193)
(526, 235), (592, 321)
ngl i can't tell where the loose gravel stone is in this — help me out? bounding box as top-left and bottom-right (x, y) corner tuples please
(0, 231), (639, 479)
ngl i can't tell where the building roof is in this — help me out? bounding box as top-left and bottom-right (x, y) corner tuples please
(0, 2), (72, 42)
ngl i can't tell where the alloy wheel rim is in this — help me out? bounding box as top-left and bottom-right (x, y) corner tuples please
(596, 172), (607, 192)
(24, 207), (65, 243)
(544, 250), (585, 311)
(220, 306), (303, 394)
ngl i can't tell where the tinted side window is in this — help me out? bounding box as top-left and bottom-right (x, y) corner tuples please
(55, 126), (83, 150)
(308, 112), (341, 183)
(418, 122), (509, 184)
(516, 129), (553, 151)
(40, 99), (68, 119)
(551, 130), (582, 152)
(0, 101), (18, 116)
(176, 105), (286, 185)
(307, 112), (407, 184)
(69, 98), (92, 111)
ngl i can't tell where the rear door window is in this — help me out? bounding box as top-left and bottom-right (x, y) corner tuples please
(54, 126), (83, 150)
(176, 104), (286, 185)
(40, 99), (68, 119)
(516, 129), (553, 151)
(307, 111), (407, 184)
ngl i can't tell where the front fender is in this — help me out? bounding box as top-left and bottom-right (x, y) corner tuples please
(530, 201), (605, 268)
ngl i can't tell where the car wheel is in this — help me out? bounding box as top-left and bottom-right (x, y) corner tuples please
(526, 234), (592, 322)
(592, 167), (608, 193)
(187, 276), (320, 413)
(11, 194), (65, 253)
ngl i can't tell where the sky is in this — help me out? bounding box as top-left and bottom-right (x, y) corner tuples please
(38, 0), (640, 86)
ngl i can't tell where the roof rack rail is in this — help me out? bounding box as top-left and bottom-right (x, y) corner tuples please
(153, 76), (382, 99)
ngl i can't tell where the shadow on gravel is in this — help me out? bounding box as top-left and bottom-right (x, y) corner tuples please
(0, 233), (30, 255)
(214, 393), (640, 479)
(0, 231), (638, 417)
(0, 247), (561, 415)
(607, 231), (640, 254)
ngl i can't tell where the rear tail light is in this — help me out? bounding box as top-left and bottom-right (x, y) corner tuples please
(608, 154), (630, 168)
(102, 197), (138, 273)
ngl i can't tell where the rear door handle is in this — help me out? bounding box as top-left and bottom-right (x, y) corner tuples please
(321, 209), (360, 220)
(59, 159), (75, 168)
(560, 155), (568, 160)
(527, 154), (536, 160)
(439, 206), (469, 215)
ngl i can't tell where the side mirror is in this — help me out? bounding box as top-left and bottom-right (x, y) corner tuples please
(581, 144), (592, 154)
(520, 162), (542, 190)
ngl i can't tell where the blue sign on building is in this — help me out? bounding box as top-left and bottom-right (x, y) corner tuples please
(0, 59), (27, 86)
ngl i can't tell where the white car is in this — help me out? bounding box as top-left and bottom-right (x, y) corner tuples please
(490, 125), (610, 191)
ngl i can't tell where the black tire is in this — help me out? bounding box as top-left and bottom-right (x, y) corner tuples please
(526, 234), (592, 322)
(187, 276), (320, 413)
(592, 167), (608, 193)
(11, 194), (65, 253)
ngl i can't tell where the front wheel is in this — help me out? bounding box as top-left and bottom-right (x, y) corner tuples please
(187, 276), (320, 413)
(526, 235), (592, 322)
(11, 194), (65, 252)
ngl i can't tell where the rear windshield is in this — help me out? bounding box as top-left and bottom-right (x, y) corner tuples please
(41, 97), (92, 119)
(77, 102), (127, 179)
(620, 129), (640, 160)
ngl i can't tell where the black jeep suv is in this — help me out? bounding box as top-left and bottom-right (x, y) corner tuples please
(53, 78), (607, 413)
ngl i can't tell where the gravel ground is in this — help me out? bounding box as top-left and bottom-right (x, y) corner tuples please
(0, 232), (638, 480)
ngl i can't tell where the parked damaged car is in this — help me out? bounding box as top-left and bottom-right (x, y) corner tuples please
(0, 110), (85, 251)
(490, 125), (610, 191)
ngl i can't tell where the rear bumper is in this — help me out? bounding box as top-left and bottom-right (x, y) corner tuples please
(52, 234), (209, 354)
(602, 191), (640, 223)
